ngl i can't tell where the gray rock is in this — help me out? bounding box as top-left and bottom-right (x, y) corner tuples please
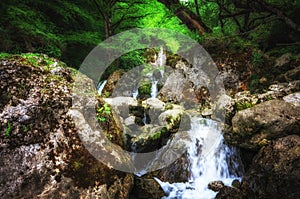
(104, 97), (138, 118)
(283, 92), (300, 106)
(227, 100), (300, 150)
(158, 70), (185, 102)
(241, 135), (300, 198)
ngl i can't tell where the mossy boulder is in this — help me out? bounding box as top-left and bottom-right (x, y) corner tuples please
(131, 126), (169, 153)
(0, 54), (133, 198)
(226, 99), (300, 150)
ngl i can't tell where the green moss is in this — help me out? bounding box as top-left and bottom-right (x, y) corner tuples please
(5, 122), (11, 138)
(165, 103), (173, 110)
(236, 101), (253, 111)
(150, 131), (161, 140)
(150, 127), (168, 140)
(138, 81), (152, 95)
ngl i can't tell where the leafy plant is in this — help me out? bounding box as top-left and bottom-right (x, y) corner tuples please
(96, 102), (111, 122)
(23, 125), (29, 132)
(5, 122), (11, 137)
(236, 101), (253, 111)
(73, 161), (83, 170)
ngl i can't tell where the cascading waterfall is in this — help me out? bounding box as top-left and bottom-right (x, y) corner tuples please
(132, 47), (166, 99)
(155, 117), (243, 199)
(150, 77), (159, 98)
(156, 46), (166, 69)
(97, 80), (107, 95)
(150, 47), (165, 98)
(133, 86), (139, 99)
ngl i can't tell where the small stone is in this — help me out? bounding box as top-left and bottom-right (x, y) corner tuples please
(208, 180), (224, 192)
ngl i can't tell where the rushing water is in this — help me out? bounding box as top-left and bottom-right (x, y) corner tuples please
(155, 117), (243, 199)
(97, 80), (107, 95)
(156, 46), (166, 68)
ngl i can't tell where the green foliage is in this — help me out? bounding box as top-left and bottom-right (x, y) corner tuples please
(96, 103), (111, 122)
(252, 50), (264, 66)
(5, 122), (11, 138)
(23, 125), (29, 133)
(73, 161), (83, 170)
(138, 81), (152, 95)
(0, 0), (102, 67)
(0, 53), (12, 59)
(236, 101), (253, 111)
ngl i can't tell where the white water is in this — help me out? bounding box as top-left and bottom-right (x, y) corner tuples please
(97, 80), (107, 95)
(133, 86), (139, 99)
(151, 79), (159, 98)
(132, 47), (166, 99)
(156, 46), (166, 68)
(156, 117), (242, 199)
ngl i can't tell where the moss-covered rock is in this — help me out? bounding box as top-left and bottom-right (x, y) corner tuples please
(226, 99), (300, 150)
(0, 54), (133, 198)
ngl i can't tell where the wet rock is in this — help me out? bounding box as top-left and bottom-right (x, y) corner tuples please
(131, 154), (189, 199)
(208, 180), (224, 192)
(215, 186), (244, 199)
(231, 179), (241, 189)
(241, 135), (300, 198)
(227, 100), (300, 150)
(131, 177), (165, 199)
(158, 106), (183, 133)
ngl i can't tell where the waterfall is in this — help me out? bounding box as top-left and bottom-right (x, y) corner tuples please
(133, 86), (139, 99)
(151, 78), (159, 98)
(97, 80), (107, 95)
(132, 47), (166, 99)
(156, 46), (166, 68)
(155, 117), (243, 199)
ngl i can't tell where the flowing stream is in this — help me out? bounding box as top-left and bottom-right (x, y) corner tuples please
(155, 117), (243, 199)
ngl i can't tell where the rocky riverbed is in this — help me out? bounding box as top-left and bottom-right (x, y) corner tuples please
(0, 52), (299, 198)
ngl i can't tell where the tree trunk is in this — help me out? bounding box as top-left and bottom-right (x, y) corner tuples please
(157, 0), (211, 34)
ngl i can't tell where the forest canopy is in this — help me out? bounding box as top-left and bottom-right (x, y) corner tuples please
(0, 0), (299, 68)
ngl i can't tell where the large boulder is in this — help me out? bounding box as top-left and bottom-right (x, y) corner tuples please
(130, 125), (169, 153)
(158, 70), (186, 103)
(104, 97), (138, 118)
(0, 55), (133, 199)
(241, 135), (300, 198)
(226, 100), (300, 150)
